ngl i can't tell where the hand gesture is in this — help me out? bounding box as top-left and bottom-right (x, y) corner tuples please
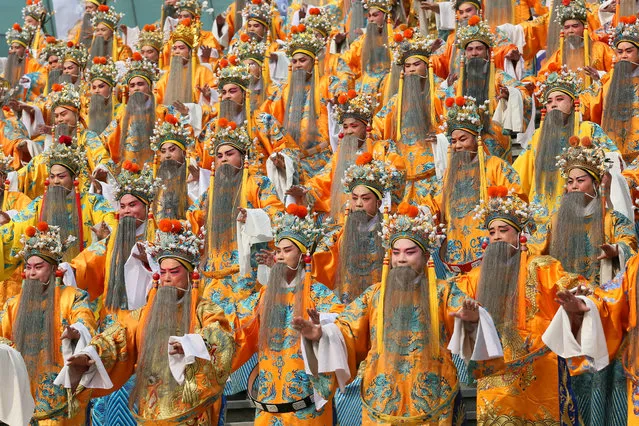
(255, 249), (275, 267)
(131, 242), (150, 270)
(292, 314), (323, 341)
(91, 221), (111, 240)
(0, 211), (10, 226)
(450, 298), (480, 323)
(66, 354), (94, 392)
(597, 243), (618, 260)
(583, 66), (600, 82)
(187, 163), (200, 183)
(446, 72), (458, 88)
(196, 83), (212, 101)
(271, 153), (286, 170)
(237, 207), (247, 223)
(172, 100), (189, 116)
(169, 341), (184, 355)
(285, 185), (308, 204)
(555, 290), (590, 314)
(200, 46), (213, 63)
(61, 325), (81, 341)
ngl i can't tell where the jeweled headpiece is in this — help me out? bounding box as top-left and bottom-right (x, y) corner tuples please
(455, 0), (481, 10)
(390, 27), (438, 65)
(86, 0), (108, 6)
(50, 82), (81, 112)
(555, 0), (587, 24)
(556, 136), (611, 182)
(62, 41), (89, 69)
(612, 16), (639, 48)
(535, 64), (583, 104)
(333, 90), (378, 124)
(217, 56), (251, 90)
(18, 222), (74, 264)
(91, 5), (123, 31)
(114, 161), (162, 204)
(136, 24), (164, 52)
(456, 16), (495, 49)
(343, 153), (400, 199)
(0, 154), (13, 176)
(124, 52), (160, 86)
(443, 96), (486, 136)
(211, 119), (251, 155)
(382, 202), (445, 251)
(284, 24), (325, 59)
(150, 114), (193, 152)
(151, 220), (203, 270)
(473, 186), (541, 232)
(22, 0), (48, 24)
(301, 7), (332, 38)
(44, 135), (86, 176)
(177, 0), (206, 17)
(234, 35), (267, 63)
(6, 23), (33, 48)
(273, 205), (327, 253)
(85, 56), (117, 86)
(242, 0), (272, 28)
(363, 0), (393, 14)
(38, 37), (65, 64)
(170, 17), (200, 49)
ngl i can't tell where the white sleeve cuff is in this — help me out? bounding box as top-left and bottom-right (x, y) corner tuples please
(447, 307), (504, 362)
(436, 2), (456, 30)
(266, 153), (295, 201)
(168, 334), (210, 384)
(301, 323), (351, 392)
(58, 262), (77, 288)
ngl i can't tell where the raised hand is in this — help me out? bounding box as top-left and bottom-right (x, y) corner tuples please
(255, 249), (275, 267)
(555, 290), (590, 314)
(292, 315), (323, 341)
(66, 354), (94, 392)
(450, 298), (480, 322)
(169, 341), (184, 355)
(61, 326), (81, 341)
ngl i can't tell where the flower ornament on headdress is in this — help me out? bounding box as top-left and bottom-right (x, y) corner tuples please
(363, 0), (394, 14)
(136, 24), (164, 53)
(343, 153), (401, 199)
(234, 36), (267, 64)
(61, 41), (89, 69)
(22, 0), (48, 25)
(473, 186), (541, 233)
(91, 5), (123, 31)
(18, 222), (75, 264)
(151, 114), (193, 152)
(456, 16), (495, 49)
(273, 205), (328, 254)
(535, 64), (584, 104)
(50, 82), (81, 112)
(6, 23), (34, 48)
(38, 37), (66, 64)
(0, 154), (13, 176)
(124, 52), (160, 86)
(284, 24), (325, 59)
(555, 0), (587, 24)
(442, 96), (486, 136)
(44, 135), (86, 176)
(382, 202), (445, 251)
(210, 119), (251, 155)
(612, 16), (639, 49)
(114, 162), (162, 204)
(556, 136), (611, 182)
(242, 0), (273, 28)
(301, 7), (332, 38)
(177, 0), (207, 17)
(85, 56), (117, 87)
(150, 220), (203, 271)
(216, 55), (251, 90)
(170, 17), (200, 49)
(390, 28), (438, 65)
(333, 90), (378, 125)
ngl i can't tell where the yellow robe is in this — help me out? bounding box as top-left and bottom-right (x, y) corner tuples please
(539, 39), (614, 75)
(155, 63), (216, 106)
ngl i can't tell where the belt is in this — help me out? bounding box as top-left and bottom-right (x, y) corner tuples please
(247, 365), (315, 413)
(444, 257), (483, 274)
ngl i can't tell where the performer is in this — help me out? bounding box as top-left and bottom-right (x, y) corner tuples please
(87, 5), (132, 62)
(85, 56), (118, 135)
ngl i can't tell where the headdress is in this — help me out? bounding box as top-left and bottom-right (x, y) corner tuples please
(44, 135), (86, 176)
(150, 220), (203, 271)
(301, 7), (332, 38)
(455, 0), (481, 10)
(177, 0), (206, 17)
(456, 16), (495, 49)
(612, 16), (639, 48)
(0, 154), (13, 176)
(114, 161), (162, 204)
(555, 0), (587, 24)
(382, 202), (445, 252)
(62, 41), (89, 69)
(86, 0), (108, 6)
(22, 0), (48, 24)
(535, 64), (583, 104)
(150, 114), (193, 152)
(363, 0), (393, 14)
(473, 186), (541, 232)
(234, 35), (267, 63)
(443, 96), (486, 136)
(390, 27), (438, 65)
(242, 0), (272, 28)
(273, 205), (327, 254)
(333, 90), (378, 124)
(123, 52), (160, 86)
(38, 37), (65, 64)
(18, 222), (74, 264)
(556, 136), (611, 182)
(210, 119), (251, 155)
(170, 17), (200, 49)
(49, 82), (81, 112)
(136, 24), (164, 52)
(91, 5), (123, 31)
(343, 153), (400, 199)
(217, 55), (251, 90)
(284, 24), (325, 59)
(85, 56), (117, 86)
(6, 23), (33, 48)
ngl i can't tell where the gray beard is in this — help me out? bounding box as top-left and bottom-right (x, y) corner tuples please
(54, 122), (74, 139)
(442, 150), (479, 223)
(562, 35), (586, 70)
(463, 56), (490, 105)
(534, 109), (573, 194)
(5, 52), (24, 87)
(120, 91), (155, 163)
(79, 13), (94, 48)
(89, 35), (112, 61)
(105, 215), (139, 310)
(400, 73), (432, 139)
(283, 69), (309, 143)
(361, 21), (390, 74)
(206, 163), (243, 255)
(164, 55), (193, 105)
(219, 98), (245, 122)
(329, 134), (360, 218)
(602, 60), (636, 152)
(88, 93), (113, 134)
(42, 184), (80, 260)
(155, 159), (187, 220)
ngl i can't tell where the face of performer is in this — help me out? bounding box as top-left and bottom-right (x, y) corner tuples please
(160, 142), (186, 163)
(171, 40), (191, 60)
(566, 168), (597, 197)
(221, 83), (244, 104)
(245, 59), (262, 80)
(159, 258), (190, 291)
(91, 79), (112, 98)
(119, 194), (147, 222)
(25, 15), (39, 28)
(48, 55), (61, 70)
(85, 2), (98, 13)
(275, 238), (303, 269)
(562, 19), (584, 38)
(450, 129), (478, 152)
(178, 10), (195, 20)
(616, 41), (639, 67)
(8, 43), (26, 58)
(545, 90), (574, 115)
(94, 23), (113, 41)
(465, 41), (488, 59)
(403, 57), (428, 77)
(342, 117), (367, 139)
(49, 164), (74, 190)
(457, 3), (479, 21)
(247, 20), (266, 39)
(391, 238), (427, 273)
(487, 219), (518, 245)
(350, 185), (381, 217)
(128, 76), (151, 94)
(367, 8), (386, 26)
(215, 144), (243, 168)
(25, 255), (53, 282)
(291, 52), (313, 73)
(62, 61), (80, 82)
(140, 45), (160, 63)
(54, 106), (78, 127)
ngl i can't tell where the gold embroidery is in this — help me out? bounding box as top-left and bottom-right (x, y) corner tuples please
(525, 256), (554, 320)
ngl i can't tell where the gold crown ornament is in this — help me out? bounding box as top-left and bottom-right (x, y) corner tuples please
(456, 15), (495, 49)
(363, 0), (394, 14)
(0, 154), (13, 176)
(216, 55), (251, 90)
(343, 152), (401, 199)
(18, 222), (75, 265)
(284, 24), (325, 59)
(273, 204), (329, 254)
(242, 0), (273, 28)
(442, 95), (486, 136)
(123, 52), (160, 86)
(612, 15), (639, 48)
(114, 161), (162, 204)
(177, 0), (208, 17)
(390, 27), (438, 65)
(333, 90), (378, 124)
(44, 135), (87, 176)
(62, 41), (89, 69)
(473, 186), (541, 233)
(556, 136), (612, 182)
(535, 64), (584, 104)
(170, 17), (200, 50)
(210, 119), (252, 155)
(150, 219), (203, 271)
(136, 24), (164, 52)
(555, 0), (588, 24)
(38, 36), (66, 64)
(301, 7), (332, 38)
(234, 34), (267, 63)
(382, 202), (445, 252)
(49, 82), (81, 112)
(85, 56), (117, 86)
(22, 0), (48, 25)
(150, 114), (193, 152)
(91, 5), (123, 31)
(455, 0), (481, 10)
(6, 23), (34, 48)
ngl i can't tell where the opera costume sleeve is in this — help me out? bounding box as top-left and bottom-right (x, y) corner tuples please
(0, 114), (30, 162)
(70, 238), (108, 301)
(249, 174), (286, 219)
(79, 130), (116, 176)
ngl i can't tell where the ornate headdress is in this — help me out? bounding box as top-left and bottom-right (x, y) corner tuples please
(91, 5), (123, 31)
(86, 0), (108, 6)
(22, 0), (48, 24)
(210, 119), (251, 155)
(85, 56), (117, 86)
(301, 7), (332, 38)
(217, 55), (251, 90)
(0, 154), (13, 176)
(473, 186), (540, 232)
(136, 24), (164, 52)
(38, 37), (66, 64)
(284, 24), (325, 59)
(456, 16), (495, 49)
(556, 136), (611, 182)
(114, 161), (162, 204)
(150, 114), (193, 152)
(273, 205), (327, 253)
(343, 153), (400, 199)
(333, 90), (378, 124)
(382, 202), (445, 252)
(363, 0), (393, 14)
(124, 52), (160, 86)
(170, 17), (200, 49)
(535, 64), (583, 104)
(177, 0), (206, 17)
(44, 135), (86, 176)
(390, 28), (438, 65)
(18, 222), (73, 264)
(242, 0), (272, 28)
(612, 16), (639, 48)
(234, 35), (267, 63)
(443, 96), (486, 136)
(62, 41), (89, 69)
(6, 23), (33, 48)
(555, 0), (587, 24)
(150, 220), (203, 270)
(50, 82), (81, 112)
(455, 0), (481, 10)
